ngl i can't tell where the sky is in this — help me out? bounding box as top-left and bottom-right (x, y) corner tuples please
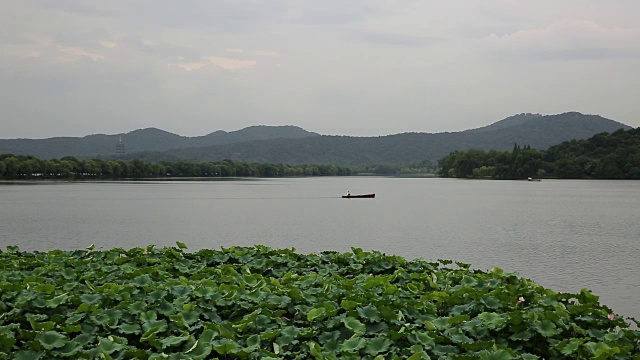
(1, 0), (640, 139)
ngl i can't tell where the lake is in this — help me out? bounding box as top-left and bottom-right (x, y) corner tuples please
(1, 177), (639, 322)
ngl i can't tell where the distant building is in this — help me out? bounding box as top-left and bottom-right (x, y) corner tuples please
(115, 134), (126, 155)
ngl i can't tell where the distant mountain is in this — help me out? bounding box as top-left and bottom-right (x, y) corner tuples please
(0, 125), (318, 159)
(1, 112), (631, 164)
(112, 112), (632, 165)
(470, 113), (543, 132)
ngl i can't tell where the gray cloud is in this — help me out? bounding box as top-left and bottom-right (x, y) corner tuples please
(1, 1), (639, 138)
(480, 19), (640, 60)
(348, 29), (439, 48)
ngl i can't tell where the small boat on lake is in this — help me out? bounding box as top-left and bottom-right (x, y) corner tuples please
(527, 177), (541, 182)
(342, 193), (375, 199)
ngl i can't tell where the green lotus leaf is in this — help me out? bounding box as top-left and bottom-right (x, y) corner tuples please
(34, 284), (55, 294)
(148, 289), (167, 302)
(586, 328), (607, 340)
(430, 317), (450, 330)
(254, 314), (271, 327)
(365, 336), (391, 355)
(366, 321), (389, 335)
(410, 331), (435, 348)
(63, 324), (82, 334)
(281, 325), (302, 339)
(0, 326), (17, 351)
(559, 339), (583, 355)
(132, 275), (153, 287)
(45, 292), (69, 308)
(339, 336), (366, 353)
(3, 246), (640, 358)
(37, 331), (67, 350)
(481, 296), (502, 309)
(461, 275), (478, 287)
(156, 300), (175, 317)
(264, 294), (292, 308)
(194, 286), (217, 298)
(308, 340), (323, 359)
(424, 321), (437, 331)
(141, 326), (161, 341)
(448, 314), (470, 325)
(449, 332), (473, 344)
(577, 288), (600, 305)
(176, 241), (188, 249)
(140, 310), (158, 323)
(585, 341), (612, 356)
(76, 303), (90, 313)
(603, 331), (624, 342)
(73, 333), (95, 345)
(14, 350), (44, 360)
(92, 311), (120, 327)
(357, 305), (382, 322)
(450, 303), (475, 316)
(245, 288), (267, 302)
(78, 293), (102, 304)
(127, 301), (147, 314)
(212, 338), (238, 354)
(478, 312), (507, 329)
(520, 354), (539, 360)
(433, 344), (460, 355)
(533, 320), (560, 337)
(407, 350), (429, 360)
(341, 300), (359, 311)
(307, 307), (326, 322)
(343, 317), (366, 335)
(118, 323), (141, 335)
(246, 334), (261, 348)
(29, 320), (55, 331)
(185, 329), (216, 357)
(160, 334), (191, 348)
(56, 340), (83, 357)
(94, 337), (125, 354)
(479, 349), (514, 360)
(170, 286), (192, 297)
(509, 329), (534, 341)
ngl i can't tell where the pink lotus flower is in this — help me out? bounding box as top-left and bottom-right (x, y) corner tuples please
(281, 316), (287, 320)
(487, 282), (491, 286)
(608, 313), (615, 321)
(518, 296), (525, 303)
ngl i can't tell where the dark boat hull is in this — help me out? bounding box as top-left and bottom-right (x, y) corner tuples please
(342, 194), (375, 198)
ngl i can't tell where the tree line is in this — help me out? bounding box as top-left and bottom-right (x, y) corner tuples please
(438, 128), (640, 179)
(0, 156), (359, 179)
(0, 155), (437, 179)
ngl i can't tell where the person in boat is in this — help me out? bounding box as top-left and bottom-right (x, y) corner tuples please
(347, 191), (350, 196)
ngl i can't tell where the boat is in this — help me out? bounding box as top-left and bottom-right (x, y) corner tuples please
(527, 177), (541, 182)
(342, 193), (375, 198)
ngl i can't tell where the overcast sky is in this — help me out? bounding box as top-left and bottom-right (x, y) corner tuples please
(1, 1), (639, 138)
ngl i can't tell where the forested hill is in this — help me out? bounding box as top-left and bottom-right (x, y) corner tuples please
(544, 127), (640, 178)
(113, 112), (631, 165)
(0, 125), (318, 159)
(438, 127), (640, 179)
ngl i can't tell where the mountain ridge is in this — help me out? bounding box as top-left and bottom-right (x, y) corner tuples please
(109, 112), (632, 165)
(0, 112), (632, 164)
(0, 125), (319, 159)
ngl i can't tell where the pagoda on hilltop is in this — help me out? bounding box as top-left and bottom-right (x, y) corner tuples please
(115, 134), (126, 155)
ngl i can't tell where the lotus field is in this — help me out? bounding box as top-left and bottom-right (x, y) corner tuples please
(0, 244), (638, 359)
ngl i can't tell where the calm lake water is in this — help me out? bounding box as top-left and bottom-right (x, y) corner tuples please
(1, 177), (639, 322)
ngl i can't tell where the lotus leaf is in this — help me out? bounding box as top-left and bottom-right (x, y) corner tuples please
(1, 245), (638, 358)
(36, 330), (67, 350)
